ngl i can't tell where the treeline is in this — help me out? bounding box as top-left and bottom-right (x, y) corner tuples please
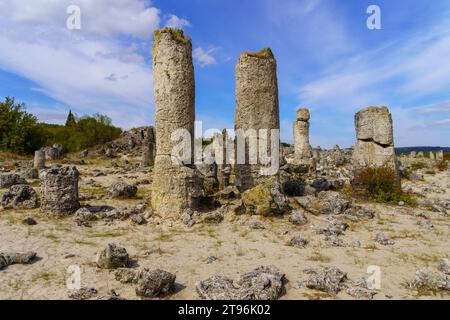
(0, 97), (122, 155)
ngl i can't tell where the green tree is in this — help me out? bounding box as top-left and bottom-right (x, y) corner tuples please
(65, 110), (77, 127)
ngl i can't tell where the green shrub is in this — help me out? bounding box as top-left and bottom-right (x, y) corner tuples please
(410, 162), (427, 171)
(352, 165), (415, 206)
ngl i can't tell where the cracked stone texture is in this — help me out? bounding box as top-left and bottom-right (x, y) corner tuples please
(235, 50), (280, 191)
(151, 28), (199, 219)
(39, 166), (80, 215)
(293, 108), (313, 165)
(353, 106), (400, 183)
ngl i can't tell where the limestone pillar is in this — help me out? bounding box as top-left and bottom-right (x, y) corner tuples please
(437, 150), (444, 161)
(429, 152), (436, 161)
(352, 106), (400, 186)
(235, 48), (280, 191)
(293, 108), (312, 165)
(141, 127), (155, 167)
(151, 27), (201, 219)
(34, 150), (45, 169)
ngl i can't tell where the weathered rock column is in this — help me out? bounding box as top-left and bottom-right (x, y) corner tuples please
(293, 108), (312, 165)
(151, 28), (201, 219)
(39, 166), (80, 215)
(429, 152), (436, 161)
(33, 150), (45, 169)
(437, 150), (444, 161)
(235, 48), (280, 191)
(352, 106), (400, 185)
(141, 127), (155, 167)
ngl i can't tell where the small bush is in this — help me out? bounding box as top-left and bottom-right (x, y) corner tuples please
(352, 166), (415, 206)
(435, 160), (448, 172)
(410, 162), (427, 171)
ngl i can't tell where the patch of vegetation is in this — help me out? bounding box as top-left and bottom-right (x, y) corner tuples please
(410, 162), (427, 171)
(435, 160), (448, 171)
(154, 27), (186, 43)
(352, 165), (416, 206)
(0, 97), (122, 155)
(307, 251), (331, 263)
(244, 48), (274, 59)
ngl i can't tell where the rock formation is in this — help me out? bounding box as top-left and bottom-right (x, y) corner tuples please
(437, 150), (444, 161)
(235, 48), (280, 191)
(39, 166), (80, 215)
(151, 27), (202, 219)
(33, 150), (45, 169)
(293, 108), (313, 165)
(141, 127), (155, 167)
(352, 106), (400, 185)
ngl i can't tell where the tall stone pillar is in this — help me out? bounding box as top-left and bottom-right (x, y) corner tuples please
(235, 48), (280, 191)
(34, 150), (46, 169)
(141, 127), (155, 167)
(151, 28), (201, 219)
(352, 106), (400, 186)
(437, 150), (444, 161)
(429, 152), (436, 161)
(293, 108), (312, 165)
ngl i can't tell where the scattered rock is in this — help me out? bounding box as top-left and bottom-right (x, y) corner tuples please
(318, 217), (349, 237)
(410, 267), (450, 292)
(0, 173), (27, 188)
(288, 210), (308, 226)
(68, 287), (98, 300)
(376, 233), (395, 246)
(206, 256), (218, 264)
(115, 268), (176, 298)
(242, 181), (290, 216)
(1, 184), (38, 209)
(248, 220), (265, 230)
(288, 236), (309, 248)
(22, 216), (37, 226)
(346, 287), (377, 300)
(98, 290), (126, 300)
(96, 243), (129, 269)
(0, 252), (37, 270)
(107, 181), (137, 199)
(438, 259), (450, 275)
(417, 220), (434, 230)
(296, 191), (351, 215)
(304, 266), (347, 295)
(131, 214), (147, 225)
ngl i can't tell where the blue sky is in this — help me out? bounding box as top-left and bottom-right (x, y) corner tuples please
(0, 0), (450, 147)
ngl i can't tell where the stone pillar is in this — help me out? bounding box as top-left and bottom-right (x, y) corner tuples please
(33, 150), (45, 169)
(293, 108), (312, 165)
(417, 152), (424, 158)
(235, 48), (280, 191)
(410, 151), (417, 158)
(151, 27), (201, 219)
(39, 166), (80, 215)
(437, 150), (444, 161)
(352, 106), (400, 186)
(141, 127), (155, 167)
(216, 129), (231, 189)
(429, 152), (436, 161)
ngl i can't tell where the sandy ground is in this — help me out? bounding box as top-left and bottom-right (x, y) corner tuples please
(0, 160), (449, 300)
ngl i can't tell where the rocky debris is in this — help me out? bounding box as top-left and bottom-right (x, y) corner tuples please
(197, 161), (219, 195)
(235, 48), (280, 191)
(376, 233), (395, 246)
(22, 216), (37, 225)
(39, 166), (80, 215)
(107, 181), (137, 199)
(248, 220), (265, 230)
(304, 266), (348, 295)
(80, 149), (89, 158)
(206, 256), (218, 264)
(343, 206), (375, 220)
(346, 287), (377, 300)
(311, 178), (344, 192)
(325, 234), (346, 247)
(410, 267), (450, 292)
(438, 259), (450, 275)
(1, 184), (38, 209)
(242, 181), (290, 216)
(215, 186), (240, 201)
(296, 191), (351, 215)
(181, 208), (196, 227)
(95, 243), (129, 269)
(288, 236), (309, 248)
(115, 267), (176, 298)
(288, 210), (308, 226)
(202, 208), (225, 224)
(21, 168), (39, 180)
(98, 290), (126, 300)
(196, 266), (286, 300)
(417, 220), (434, 230)
(0, 252), (37, 270)
(67, 287), (98, 300)
(318, 217), (349, 237)
(40, 144), (64, 160)
(0, 173), (27, 189)
(130, 214), (147, 225)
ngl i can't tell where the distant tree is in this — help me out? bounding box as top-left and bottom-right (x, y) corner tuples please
(65, 110), (77, 127)
(0, 97), (42, 154)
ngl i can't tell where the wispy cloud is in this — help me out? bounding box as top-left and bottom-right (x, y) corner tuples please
(165, 14), (191, 29)
(193, 47), (219, 67)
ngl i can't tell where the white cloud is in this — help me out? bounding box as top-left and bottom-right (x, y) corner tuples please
(193, 47), (218, 67)
(165, 14), (191, 29)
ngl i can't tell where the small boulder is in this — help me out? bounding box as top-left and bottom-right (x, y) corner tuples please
(0, 173), (27, 189)
(288, 236), (309, 248)
(107, 181), (137, 199)
(68, 287), (98, 300)
(288, 210), (308, 226)
(304, 266), (347, 295)
(1, 184), (38, 209)
(95, 243), (129, 269)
